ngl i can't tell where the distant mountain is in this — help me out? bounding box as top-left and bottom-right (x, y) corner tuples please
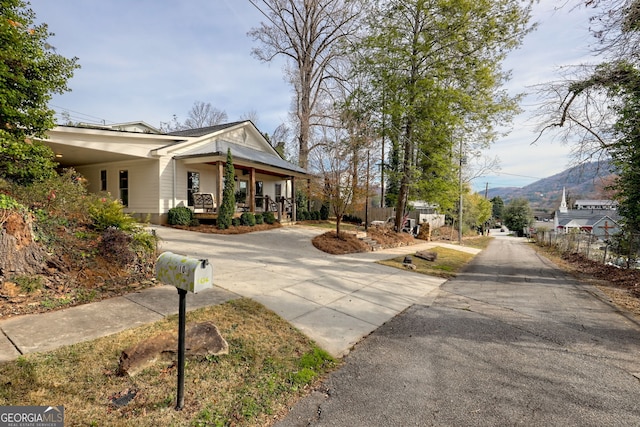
(485, 161), (617, 215)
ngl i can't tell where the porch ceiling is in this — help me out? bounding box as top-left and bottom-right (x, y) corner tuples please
(43, 141), (149, 167)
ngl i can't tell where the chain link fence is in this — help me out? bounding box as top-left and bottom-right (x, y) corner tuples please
(534, 230), (640, 269)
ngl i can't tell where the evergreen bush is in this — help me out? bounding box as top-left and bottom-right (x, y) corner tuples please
(167, 206), (193, 226)
(218, 149), (236, 229)
(320, 204), (329, 220)
(255, 213), (264, 224)
(88, 197), (137, 231)
(263, 211), (276, 224)
(240, 212), (256, 226)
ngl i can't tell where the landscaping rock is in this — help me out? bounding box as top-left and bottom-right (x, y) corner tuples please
(117, 321), (228, 376)
(415, 251), (438, 262)
(117, 331), (175, 376)
(182, 321), (229, 357)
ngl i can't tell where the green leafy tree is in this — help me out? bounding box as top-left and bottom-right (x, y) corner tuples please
(217, 148), (236, 229)
(491, 196), (505, 220)
(503, 198), (533, 236)
(463, 192), (492, 232)
(0, 0), (79, 184)
(356, 0), (535, 230)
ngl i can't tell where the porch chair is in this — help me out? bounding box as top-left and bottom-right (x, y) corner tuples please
(193, 193), (216, 212)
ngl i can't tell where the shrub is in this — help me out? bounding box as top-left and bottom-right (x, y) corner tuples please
(89, 197), (137, 231)
(240, 212), (256, 226)
(11, 275), (44, 294)
(218, 149), (236, 230)
(263, 211), (276, 224)
(232, 217), (240, 227)
(311, 210), (320, 220)
(167, 206), (193, 226)
(0, 194), (24, 227)
(0, 194), (22, 210)
(255, 213), (264, 224)
(131, 229), (159, 257)
(343, 214), (363, 224)
(99, 227), (135, 266)
(320, 204), (329, 220)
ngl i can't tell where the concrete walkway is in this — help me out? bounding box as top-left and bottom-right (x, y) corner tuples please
(0, 225), (482, 361)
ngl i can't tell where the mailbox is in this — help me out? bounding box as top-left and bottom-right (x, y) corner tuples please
(155, 252), (213, 293)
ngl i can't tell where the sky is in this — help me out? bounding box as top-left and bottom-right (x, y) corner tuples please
(27, 0), (599, 192)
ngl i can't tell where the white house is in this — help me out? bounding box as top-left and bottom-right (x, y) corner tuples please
(37, 120), (309, 224)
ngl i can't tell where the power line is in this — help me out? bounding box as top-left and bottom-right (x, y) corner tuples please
(481, 171), (544, 180)
(51, 104), (116, 124)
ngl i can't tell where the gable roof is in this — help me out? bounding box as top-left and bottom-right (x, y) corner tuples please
(166, 122), (245, 137)
(175, 139), (306, 175)
(555, 209), (621, 229)
(556, 209), (621, 221)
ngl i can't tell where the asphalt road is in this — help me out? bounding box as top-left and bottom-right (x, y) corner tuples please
(276, 236), (640, 426)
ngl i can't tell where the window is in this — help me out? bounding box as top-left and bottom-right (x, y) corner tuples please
(119, 170), (128, 207)
(100, 170), (107, 192)
(256, 181), (263, 208)
(187, 171), (200, 206)
(237, 180), (248, 203)
(275, 184), (282, 200)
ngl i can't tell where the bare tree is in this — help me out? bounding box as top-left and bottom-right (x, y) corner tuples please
(267, 122), (293, 159)
(161, 102), (229, 132)
(183, 101), (228, 129)
(240, 109), (260, 126)
(309, 124), (369, 237)
(248, 0), (363, 169)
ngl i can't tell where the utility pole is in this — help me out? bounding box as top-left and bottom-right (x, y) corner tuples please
(365, 150), (370, 231)
(458, 139), (465, 245)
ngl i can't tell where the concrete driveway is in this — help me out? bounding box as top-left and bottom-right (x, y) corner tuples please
(152, 225), (476, 357)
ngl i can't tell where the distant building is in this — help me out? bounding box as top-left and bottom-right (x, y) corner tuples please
(573, 199), (618, 210)
(553, 187), (621, 239)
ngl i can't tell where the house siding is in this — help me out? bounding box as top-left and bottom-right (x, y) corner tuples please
(76, 159), (160, 220)
(159, 157), (176, 216)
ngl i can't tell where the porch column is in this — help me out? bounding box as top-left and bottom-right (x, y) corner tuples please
(216, 162), (223, 211)
(291, 176), (296, 222)
(249, 168), (256, 212)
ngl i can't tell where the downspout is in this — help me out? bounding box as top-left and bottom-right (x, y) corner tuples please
(172, 157), (177, 208)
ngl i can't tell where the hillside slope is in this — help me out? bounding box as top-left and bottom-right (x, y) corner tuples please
(486, 161), (617, 213)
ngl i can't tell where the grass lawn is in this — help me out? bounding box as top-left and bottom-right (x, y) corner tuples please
(377, 246), (479, 278)
(0, 299), (337, 426)
(460, 236), (493, 249)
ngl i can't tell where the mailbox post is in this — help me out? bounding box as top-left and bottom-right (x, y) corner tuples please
(155, 252), (213, 410)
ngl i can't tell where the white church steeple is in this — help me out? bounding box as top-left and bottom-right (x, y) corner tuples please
(560, 187), (568, 213)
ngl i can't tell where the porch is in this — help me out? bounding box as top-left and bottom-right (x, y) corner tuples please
(192, 193), (294, 223)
